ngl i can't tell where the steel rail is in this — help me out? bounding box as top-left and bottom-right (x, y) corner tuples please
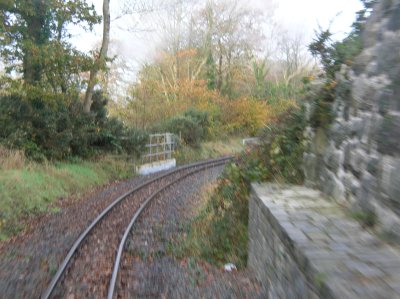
(107, 159), (229, 299)
(41, 156), (232, 299)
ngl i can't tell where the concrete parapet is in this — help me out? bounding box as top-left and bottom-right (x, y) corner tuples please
(137, 159), (176, 175)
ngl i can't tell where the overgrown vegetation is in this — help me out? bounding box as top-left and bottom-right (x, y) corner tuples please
(176, 103), (307, 267)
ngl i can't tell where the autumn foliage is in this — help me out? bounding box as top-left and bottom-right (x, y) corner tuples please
(111, 48), (273, 138)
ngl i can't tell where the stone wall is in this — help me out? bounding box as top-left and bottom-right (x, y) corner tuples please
(248, 185), (321, 299)
(248, 183), (400, 299)
(303, 0), (400, 240)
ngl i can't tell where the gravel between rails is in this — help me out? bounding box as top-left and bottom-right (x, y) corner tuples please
(0, 169), (173, 299)
(51, 165), (216, 299)
(116, 166), (267, 299)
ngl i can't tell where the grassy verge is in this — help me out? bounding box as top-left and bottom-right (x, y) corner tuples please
(169, 137), (249, 268)
(0, 149), (135, 240)
(171, 162), (250, 269)
(174, 137), (244, 165)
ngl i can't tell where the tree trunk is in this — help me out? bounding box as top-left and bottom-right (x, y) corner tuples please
(217, 40), (223, 91)
(83, 0), (110, 113)
(23, 1), (48, 85)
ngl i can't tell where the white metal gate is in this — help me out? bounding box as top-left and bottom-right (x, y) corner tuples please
(142, 133), (175, 164)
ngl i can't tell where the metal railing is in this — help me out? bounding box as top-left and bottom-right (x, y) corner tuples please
(142, 133), (176, 164)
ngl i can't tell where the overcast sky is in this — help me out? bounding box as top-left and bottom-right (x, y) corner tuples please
(71, 0), (363, 78)
(274, 0), (363, 39)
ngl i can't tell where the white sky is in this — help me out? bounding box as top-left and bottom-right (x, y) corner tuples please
(71, 0), (364, 79)
(273, 0), (363, 40)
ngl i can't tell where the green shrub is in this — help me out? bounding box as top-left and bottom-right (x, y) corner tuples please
(183, 108), (210, 137)
(165, 115), (202, 146)
(162, 109), (210, 147)
(121, 128), (148, 157)
(0, 91), (147, 160)
(258, 105), (307, 184)
(0, 94), (73, 160)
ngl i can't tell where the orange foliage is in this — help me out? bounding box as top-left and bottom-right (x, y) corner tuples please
(114, 76), (271, 136)
(219, 97), (269, 135)
(112, 49), (273, 136)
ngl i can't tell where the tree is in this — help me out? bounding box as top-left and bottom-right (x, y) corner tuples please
(0, 0), (100, 93)
(276, 31), (314, 92)
(252, 59), (268, 99)
(147, 0), (267, 99)
(84, 0), (110, 113)
(205, 50), (216, 90)
(83, 0), (159, 112)
(197, 0), (266, 98)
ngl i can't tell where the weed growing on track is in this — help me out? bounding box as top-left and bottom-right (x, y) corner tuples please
(0, 152), (135, 240)
(173, 166), (249, 269)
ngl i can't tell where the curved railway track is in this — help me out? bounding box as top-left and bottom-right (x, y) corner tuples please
(41, 157), (232, 299)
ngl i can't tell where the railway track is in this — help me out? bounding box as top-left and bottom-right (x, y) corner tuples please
(41, 157), (232, 299)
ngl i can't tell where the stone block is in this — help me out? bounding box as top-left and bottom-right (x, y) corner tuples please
(304, 153), (317, 183)
(377, 114), (400, 155)
(352, 74), (374, 110)
(343, 141), (351, 170)
(353, 48), (374, 75)
(320, 168), (346, 202)
(343, 172), (360, 197)
(366, 60), (379, 76)
(349, 148), (367, 176)
(303, 126), (315, 151)
(358, 172), (378, 210)
(313, 128), (328, 155)
(376, 88), (399, 114)
(388, 84), (400, 112)
(386, 2), (400, 31)
(368, 113), (383, 144)
(376, 33), (400, 80)
(366, 155), (380, 176)
(372, 200), (400, 243)
(328, 121), (348, 147)
(348, 117), (364, 139)
(353, 74), (391, 112)
(323, 143), (343, 174)
(380, 156), (400, 204)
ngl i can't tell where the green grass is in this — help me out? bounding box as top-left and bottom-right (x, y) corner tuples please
(0, 156), (135, 240)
